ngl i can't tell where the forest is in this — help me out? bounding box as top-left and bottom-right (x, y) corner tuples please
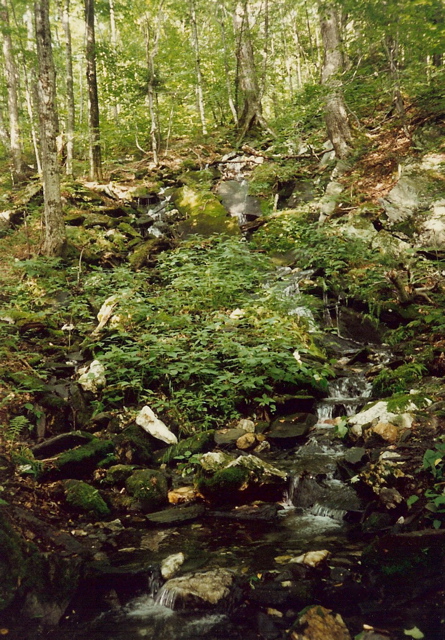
(0, 1), (445, 639)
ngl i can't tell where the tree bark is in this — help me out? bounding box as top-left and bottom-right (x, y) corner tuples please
(34, 0), (66, 257)
(319, 3), (352, 159)
(189, 0), (207, 135)
(234, 0), (273, 141)
(145, 1), (164, 165)
(216, 4), (238, 125)
(62, 0), (75, 176)
(84, 0), (102, 181)
(0, 0), (25, 184)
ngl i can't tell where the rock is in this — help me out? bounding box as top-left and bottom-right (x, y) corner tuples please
(199, 451), (234, 472)
(319, 181), (344, 221)
(368, 421), (400, 443)
(32, 431), (93, 460)
(288, 550), (330, 568)
(214, 428), (247, 445)
(159, 430), (215, 464)
(78, 360), (106, 393)
(145, 504), (205, 525)
(91, 296), (120, 334)
(380, 166), (438, 224)
(343, 447), (367, 466)
(208, 503), (279, 522)
(83, 213), (116, 228)
(216, 180), (262, 223)
(174, 186), (240, 238)
(161, 553), (185, 579)
(197, 465), (249, 502)
(348, 401), (397, 437)
(257, 611), (281, 639)
(136, 406), (178, 445)
(64, 479), (110, 518)
(157, 568), (235, 608)
(236, 432), (257, 450)
(237, 418), (255, 433)
(267, 413), (317, 445)
(54, 439), (114, 479)
(0, 512), (27, 611)
(103, 464), (137, 486)
(129, 237), (173, 269)
(290, 605), (351, 640)
(115, 424), (154, 465)
(125, 469), (168, 513)
(168, 486), (197, 504)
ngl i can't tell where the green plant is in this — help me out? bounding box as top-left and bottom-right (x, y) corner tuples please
(4, 416), (31, 441)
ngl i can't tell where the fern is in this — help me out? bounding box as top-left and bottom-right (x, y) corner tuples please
(6, 415), (31, 441)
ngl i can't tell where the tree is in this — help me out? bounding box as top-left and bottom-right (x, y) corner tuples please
(84, 0), (102, 181)
(0, 0), (25, 184)
(34, 0), (66, 256)
(319, 2), (352, 159)
(189, 0), (207, 135)
(62, 0), (75, 176)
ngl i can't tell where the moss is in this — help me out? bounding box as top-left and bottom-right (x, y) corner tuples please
(174, 186), (240, 238)
(159, 430), (215, 464)
(197, 466), (249, 502)
(22, 551), (81, 608)
(0, 511), (26, 611)
(115, 424), (154, 465)
(64, 479), (110, 518)
(178, 169), (215, 190)
(103, 464), (137, 486)
(125, 469), (168, 512)
(55, 439), (114, 479)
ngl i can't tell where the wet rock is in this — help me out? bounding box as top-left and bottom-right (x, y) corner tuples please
(168, 486), (197, 504)
(161, 552), (185, 579)
(174, 186), (240, 238)
(199, 451), (235, 472)
(197, 464), (250, 502)
(136, 405), (178, 445)
(343, 447), (367, 466)
(367, 421), (400, 443)
(256, 611), (281, 639)
(158, 568), (235, 608)
(217, 180), (262, 223)
(290, 605), (351, 640)
(267, 413), (317, 446)
(237, 418), (256, 432)
(103, 464), (137, 486)
(64, 480), (110, 518)
(145, 503), (205, 525)
(125, 469), (169, 513)
(31, 431), (93, 459)
(207, 502), (279, 522)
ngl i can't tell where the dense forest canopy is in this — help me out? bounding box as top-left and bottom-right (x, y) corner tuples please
(0, 0), (443, 183)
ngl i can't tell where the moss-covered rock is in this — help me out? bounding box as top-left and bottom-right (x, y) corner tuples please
(174, 186), (240, 238)
(83, 213), (116, 228)
(197, 466), (250, 503)
(55, 439), (114, 479)
(0, 511), (27, 611)
(129, 237), (173, 269)
(159, 430), (215, 464)
(115, 424), (154, 465)
(178, 169), (216, 190)
(64, 479), (110, 518)
(125, 469), (168, 512)
(103, 464), (137, 486)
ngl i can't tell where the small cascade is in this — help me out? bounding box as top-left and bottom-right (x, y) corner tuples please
(316, 373), (372, 421)
(155, 585), (179, 610)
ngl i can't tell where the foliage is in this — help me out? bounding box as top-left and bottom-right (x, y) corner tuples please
(372, 363), (428, 397)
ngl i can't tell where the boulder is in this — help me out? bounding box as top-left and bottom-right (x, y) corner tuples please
(54, 439), (114, 479)
(174, 186), (240, 238)
(236, 432), (257, 450)
(146, 504), (204, 525)
(159, 430), (215, 464)
(267, 413), (317, 445)
(136, 406), (178, 445)
(125, 469), (168, 512)
(161, 552), (185, 580)
(64, 479), (110, 518)
(78, 360), (106, 393)
(114, 424), (154, 465)
(157, 568), (235, 609)
(214, 428), (247, 445)
(290, 605), (351, 640)
(216, 180), (262, 223)
(32, 431), (93, 460)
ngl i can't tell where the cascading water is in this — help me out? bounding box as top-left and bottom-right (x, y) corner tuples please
(316, 373), (373, 422)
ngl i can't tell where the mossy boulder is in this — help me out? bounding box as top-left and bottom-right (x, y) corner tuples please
(103, 464), (137, 486)
(129, 237), (172, 269)
(197, 466), (249, 503)
(125, 469), (168, 513)
(159, 430), (215, 464)
(178, 169), (216, 190)
(174, 186), (240, 238)
(115, 424), (154, 465)
(0, 511), (27, 611)
(83, 213), (116, 228)
(64, 479), (110, 518)
(55, 439), (114, 479)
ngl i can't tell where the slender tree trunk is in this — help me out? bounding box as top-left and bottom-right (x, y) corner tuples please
(216, 5), (238, 125)
(108, 0), (119, 119)
(34, 0), (66, 257)
(189, 0), (207, 135)
(319, 3), (352, 159)
(383, 33), (408, 134)
(0, 108), (10, 149)
(234, 0), (273, 140)
(62, 0), (75, 176)
(84, 0), (102, 181)
(145, 1), (164, 165)
(0, 0), (25, 184)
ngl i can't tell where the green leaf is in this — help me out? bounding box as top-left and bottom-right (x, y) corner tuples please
(407, 495), (419, 507)
(404, 627), (424, 639)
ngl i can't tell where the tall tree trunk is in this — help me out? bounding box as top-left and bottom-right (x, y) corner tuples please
(383, 34), (408, 135)
(216, 4), (238, 125)
(62, 0), (75, 176)
(0, 0), (25, 184)
(145, 1), (164, 165)
(234, 0), (272, 140)
(108, 0), (119, 119)
(319, 3), (352, 159)
(34, 0), (66, 257)
(0, 108), (10, 149)
(84, 0), (102, 181)
(189, 0), (207, 135)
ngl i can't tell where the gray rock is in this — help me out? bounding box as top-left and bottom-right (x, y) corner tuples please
(217, 180), (262, 223)
(268, 413), (317, 444)
(145, 504), (205, 525)
(157, 568), (235, 608)
(214, 427), (247, 445)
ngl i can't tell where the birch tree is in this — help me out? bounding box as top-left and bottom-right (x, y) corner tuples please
(62, 0), (75, 176)
(34, 0), (66, 256)
(85, 0), (102, 181)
